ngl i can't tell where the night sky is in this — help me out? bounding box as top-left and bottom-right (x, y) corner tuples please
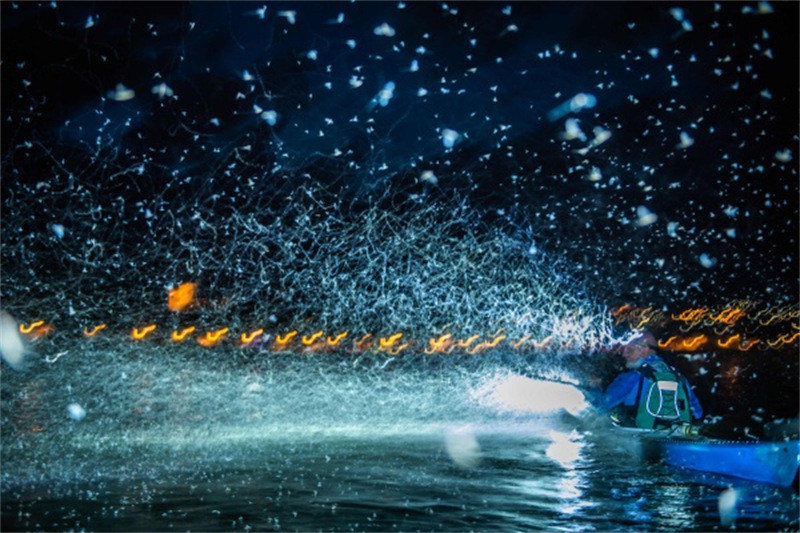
(1, 1), (798, 319)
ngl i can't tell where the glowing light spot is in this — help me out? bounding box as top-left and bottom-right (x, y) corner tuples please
(532, 335), (553, 349)
(67, 403), (86, 422)
(717, 334), (740, 348)
(108, 83), (135, 101)
(457, 335), (479, 348)
(302, 330), (324, 345)
(275, 330), (298, 345)
(677, 131), (695, 149)
(172, 326), (196, 342)
(168, 282), (196, 311)
(132, 324), (157, 340)
(635, 206), (658, 226)
(19, 320), (45, 334)
(510, 335), (531, 348)
(241, 328), (264, 345)
(151, 82), (173, 99)
(373, 22), (396, 37)
(441, 128), (460, 148)
(354, 334), (373, 351)
(473, 373), (588, 416)
(682, 334), (707, 350)
(326, 332), (348, 346)
(198, 328), (229, 347)
(718, 488), (739, 527)
(546, 430), (584, 468)
(425, 334), (452, 354)
(444, 426), (481, 468)
(260, 110), (278, 125)
(83, 324), (106, 337)
(379, 332), (403, 349)
(0, 311), (26, 370)
(277, 10), (296, 24)
(658, 336), (678, 348)
(737, 338), (759, 351)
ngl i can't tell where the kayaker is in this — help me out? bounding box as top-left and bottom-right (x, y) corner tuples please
(597, 332), (703, 430)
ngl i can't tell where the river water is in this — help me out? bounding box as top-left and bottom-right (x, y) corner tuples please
(1, 345), (797, 531)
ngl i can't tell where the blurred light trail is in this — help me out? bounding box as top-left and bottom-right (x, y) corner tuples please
(132, 325), (157, 339)
(83, 324), (106, 337)
(301, 330), (324, 345)
(172, 326), (196, 342)
(241, 328), (264, 345)
(19, 320), (44, 334)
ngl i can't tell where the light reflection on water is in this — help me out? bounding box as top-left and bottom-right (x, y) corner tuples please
(1, 351), (798, 531)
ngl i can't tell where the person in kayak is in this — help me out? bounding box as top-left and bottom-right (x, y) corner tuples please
(597, 332), (703, 430)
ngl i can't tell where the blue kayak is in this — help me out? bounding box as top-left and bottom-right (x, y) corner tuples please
(609, 426), (800, 486)
(658, 439), (800, 486)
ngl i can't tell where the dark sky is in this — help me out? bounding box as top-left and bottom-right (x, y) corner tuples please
(2, 1), (798, 308)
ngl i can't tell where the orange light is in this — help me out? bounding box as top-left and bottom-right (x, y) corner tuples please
(681, 334), (707, 350)
(737, 338), (759, 351)
(717, 334), (741, 349)
(241, 328), (264, 345)
(132, 324), (157, 340)
(168, 282), (196, 312)
(379, 333), (403, 350)
(198, 327), (229, 347)
(19, 320), (44, 334)
(711, 308), (744, 325)
(611, 304), (631, 317)
(302, 330), (324, 345)
(83, 324), (107, 337)
(275, 330), (298, 345)
(28, 324), (53, 339)
(326, 332), (348, 346)
(781, 332), (799, 344)
(172, 326), (196, 342)
(767, 337), (784, 348)
(425, 334), (453, 354)
(354, 334), (373, 351)
(658, 336), (678, 349)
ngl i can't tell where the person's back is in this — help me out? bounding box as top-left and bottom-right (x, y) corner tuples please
(598, 333), (703, 430)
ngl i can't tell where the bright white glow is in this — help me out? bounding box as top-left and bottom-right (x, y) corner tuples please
(441, 128), (460, 148)
(0, 310), (25, 370)
(718, 487), (739, 526)
(472, 372), (588, 416)
(108, 83), (135, 101)
(699, 253), (717, 268)
(260, 110), (278, 126)
(67, 403), (86, 422)
(636, 205), (658, 226)
(548, 93), (597, 121)
(569, 92), (597, 112)
(277, 10), (296, 24)
(151, 82), (173, 99)
(677, 131), (694, 149)
(562, 118), (585, 141)
(377, 81), (395, 107)
(546, 430), (583, 467)
(420, 170), (437, 184)
(373, 22), (396, 37)
(443, 425), (481, 468)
